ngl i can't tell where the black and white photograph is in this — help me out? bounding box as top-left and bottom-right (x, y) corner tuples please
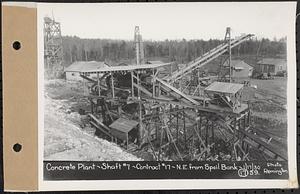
(38, 1), (297, 189)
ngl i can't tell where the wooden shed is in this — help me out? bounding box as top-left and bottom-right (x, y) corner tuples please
(64, 61), (108, 81)
(232, 60), (253, 78)
(109, 118), (139, 149)
(204, 82), (244, 110)
(256, 58), (287, 75)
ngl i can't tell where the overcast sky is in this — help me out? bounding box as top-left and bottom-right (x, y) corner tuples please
(39, 2), (295, 41)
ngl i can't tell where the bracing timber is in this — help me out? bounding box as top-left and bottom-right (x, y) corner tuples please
(78, 28), (285, 161)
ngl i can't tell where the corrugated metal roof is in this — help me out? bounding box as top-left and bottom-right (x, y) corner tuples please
(205, 82), (244, 94)
(109, 118), (139, 133)
(257, 58), (286, 66)
(65, 61), (108, 72)
(80, 63), (172, 73)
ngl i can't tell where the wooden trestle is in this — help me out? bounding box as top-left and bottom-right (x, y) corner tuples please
(78, 31), (285, 161)
(78, 62), (286, 162)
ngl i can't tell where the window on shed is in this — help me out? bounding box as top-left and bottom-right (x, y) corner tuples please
(269, 65), (275, 73)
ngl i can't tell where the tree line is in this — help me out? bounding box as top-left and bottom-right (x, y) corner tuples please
(62, 36), (287, 66)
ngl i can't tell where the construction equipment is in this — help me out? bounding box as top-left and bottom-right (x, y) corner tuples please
(165, 33), (254, 83)
(77, 27), (285, 162)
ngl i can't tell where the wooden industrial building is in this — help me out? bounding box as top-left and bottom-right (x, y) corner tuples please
(256, 58), (287, 75)
(64, 61), (109, 81)
(231, 60), (253, 79)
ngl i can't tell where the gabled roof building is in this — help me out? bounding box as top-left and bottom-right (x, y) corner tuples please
(64, 61), (109, 81)
(231, 60), (253, 79)
(256, 58), (287, 75)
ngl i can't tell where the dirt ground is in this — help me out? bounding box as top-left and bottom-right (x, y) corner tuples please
(44, 79), (141, 161)
(243, 77), (288, 155)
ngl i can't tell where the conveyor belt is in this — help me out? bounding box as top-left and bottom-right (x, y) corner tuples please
(166, 34), (253, 83)
(156, 77), (200, 106)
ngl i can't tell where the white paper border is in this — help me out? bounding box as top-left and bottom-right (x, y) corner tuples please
(36, 2), (298, 190)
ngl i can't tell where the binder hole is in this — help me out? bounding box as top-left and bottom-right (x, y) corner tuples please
(12, 41), (21, 50)
(13, 143), (22, 152)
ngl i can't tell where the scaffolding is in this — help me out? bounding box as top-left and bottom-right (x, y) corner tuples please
(44, 16), (64, 79)
(78, 28), (286, 162)
(218, 27), (233, 82)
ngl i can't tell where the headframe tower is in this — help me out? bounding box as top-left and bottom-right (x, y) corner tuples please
(134, 26), (145, 65)
(44, 16), (64, 78)
(218, 27), (232, 82)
